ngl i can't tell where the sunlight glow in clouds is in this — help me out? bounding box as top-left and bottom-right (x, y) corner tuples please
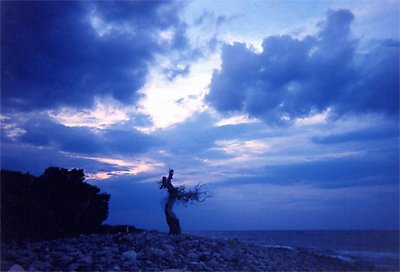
(48, 98), (133, 129)
(157, 28), (175, 44)
(213, 139), (270, 155)
(136, 53), (221, 131)
(79, 155), (165, 180)
(295, 108), (331, 126)
(214, 114), (259, 127)
(203, 129), (367, 171)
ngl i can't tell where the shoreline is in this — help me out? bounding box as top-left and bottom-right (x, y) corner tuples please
(1, 230), (382, 271)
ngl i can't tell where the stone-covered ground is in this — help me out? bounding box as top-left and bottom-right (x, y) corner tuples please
(1, 230), (380, 271)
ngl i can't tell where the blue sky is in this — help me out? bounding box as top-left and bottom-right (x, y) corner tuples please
(1, 0), (399, 231)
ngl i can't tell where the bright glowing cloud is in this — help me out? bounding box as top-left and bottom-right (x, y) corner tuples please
(157, 28), (175, 44)
(48, 98), (134, 129)
(213, 139), (270, 155)
(295, 108), (331, 126)
(214, 114), (258, 126)
(136, 53), (220, 131)
(77, 155), (165, 180)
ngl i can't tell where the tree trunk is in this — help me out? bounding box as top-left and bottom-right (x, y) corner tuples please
(164, 193), (181, 235)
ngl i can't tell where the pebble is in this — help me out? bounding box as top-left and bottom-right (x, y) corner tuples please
(163, 244), (175, 252)
(187, 251), (199, 260)
(29, 260), (50, 270)
(1, 230), (378, 271)
(122, 250), (137, 261)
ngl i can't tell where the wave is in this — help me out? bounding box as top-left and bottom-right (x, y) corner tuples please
(263, 244), (296, 251)
(333, 249), (400, 270)
(263, 244), (400, 271)
(336, 249), (399, 260)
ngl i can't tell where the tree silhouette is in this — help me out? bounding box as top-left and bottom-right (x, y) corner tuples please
(1, 167), (110, 240)
(159, 169), (207, 234)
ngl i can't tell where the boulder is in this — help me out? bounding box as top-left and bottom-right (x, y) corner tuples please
(7, 264), (25, 272)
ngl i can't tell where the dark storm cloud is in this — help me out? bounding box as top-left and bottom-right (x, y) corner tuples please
(206, 9), (399, 125)
(1, 1), (188, 111)
(2, 116), (159, 156)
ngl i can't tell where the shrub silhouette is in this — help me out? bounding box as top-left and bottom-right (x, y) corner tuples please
(1, 167), (110, 240)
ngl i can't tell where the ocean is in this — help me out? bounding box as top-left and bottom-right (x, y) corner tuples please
(192, 230), (400, 271)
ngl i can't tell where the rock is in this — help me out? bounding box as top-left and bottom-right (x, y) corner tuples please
(195, 261), (208, 271)
(221, 248), (237, 261)
(212, 252), (221, 258)
(163, 244), (175, 253)
(199, 253), (209, 262)
(98, 246), (116, 256)
(149, 247), (165, 257)
(122, 250), (137, 261)
(187, 251), (199, 260)
(7, 264), (25, 272)
(207, 258), (219, 268)
(58, 254), (74, 263)
(79, 256), (92, 264)
(123, 260), (138, 270)
(28, 260), (50, 270)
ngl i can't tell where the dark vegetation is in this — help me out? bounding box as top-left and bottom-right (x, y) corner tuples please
(1, 167), (207, 242)
(159, 169), (208, 234)
(1, 167), (113, 241)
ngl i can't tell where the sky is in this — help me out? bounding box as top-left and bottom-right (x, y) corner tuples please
(1, 0), (399, 231)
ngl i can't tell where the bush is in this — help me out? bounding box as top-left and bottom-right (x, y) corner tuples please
(1, 167), (110, 240)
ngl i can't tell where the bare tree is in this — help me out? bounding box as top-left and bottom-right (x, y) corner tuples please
(159, 169), (207, 234)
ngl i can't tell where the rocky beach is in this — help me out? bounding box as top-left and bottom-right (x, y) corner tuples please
(1, 230), (381, 271)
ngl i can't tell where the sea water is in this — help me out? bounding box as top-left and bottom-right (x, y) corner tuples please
(192, 230), (399, 271)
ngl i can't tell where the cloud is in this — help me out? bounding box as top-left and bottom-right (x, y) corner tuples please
(154, 111), (266, 156)
(2, 115), (159, 156)
(81, 156), (165, 180)
(152, 111), (398, 191)
(0, 143), (107, 176)
(214, 114), (259, 127)
(135, 53), (220, 131)
(1, 112), (165, 180)
(1, 1), (188, 111)
(206, 9), (399, 125)
(263, 155), (399, 188)
(312, 124), (399, 144)
(211, 139), (270, 155)
(47, 97), (135, 129)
